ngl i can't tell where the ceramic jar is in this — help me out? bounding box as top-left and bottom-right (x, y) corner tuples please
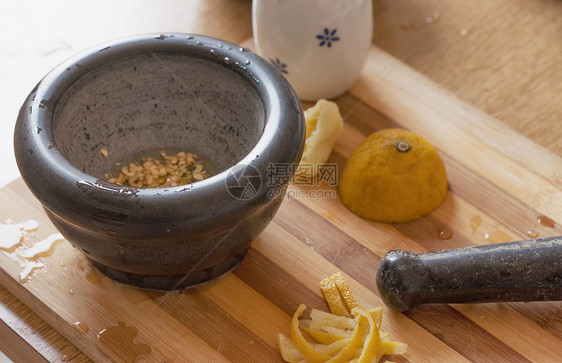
(252, 0), (373, 101)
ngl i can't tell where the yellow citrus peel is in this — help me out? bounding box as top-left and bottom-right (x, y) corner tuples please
(303, 328), (346, 345)
(296, 99), (344, 179)
(353, 308), (380, 363)
(320, 276), (345, 316)
(332, 272), (359, 313)
(278, 272), (407, 362)
(290, 304), (332, 363)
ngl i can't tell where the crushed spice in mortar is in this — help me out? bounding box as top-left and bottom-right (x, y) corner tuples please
(105, 151), (210, 188)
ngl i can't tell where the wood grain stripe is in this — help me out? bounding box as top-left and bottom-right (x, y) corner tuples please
(274, 199), (382, 293)
(349, 46), (562, 194)
(509, 301), (562, 340)
(404, 305), (531, 363)
(349, 46), (562, 187)
(195, 273), (289, 350)
(254, 222), (470, 362)
(0, 285), (90, 363)
(234, 248), (327, 317)
(286, 191), (562, 361)
(157, 288), (280, 362)
(273, 198), (536, 362)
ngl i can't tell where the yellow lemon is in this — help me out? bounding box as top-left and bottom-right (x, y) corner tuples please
(339, 128), (448, 223)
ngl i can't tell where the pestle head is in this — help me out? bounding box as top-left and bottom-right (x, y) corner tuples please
(376, 237), (562, 311)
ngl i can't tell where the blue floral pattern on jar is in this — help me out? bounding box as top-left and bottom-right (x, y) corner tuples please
(270, 58), (288, 74)
(317, 28), (340, 48)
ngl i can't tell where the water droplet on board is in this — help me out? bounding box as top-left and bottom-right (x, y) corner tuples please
(59, 260), (66, 267)
(116, 283), (151, 304)
(19, 261), (44, 282)
(61, 354), (69, 362)
(23, 220), (39, 231)
(21, 233), (64, 259)
(0, 225), (24, 250)
(97, 322), (152, 361)
(76, 258), (86, 271)
(537, 215), (555, 228)
(86, 268), (103, 284)
(460, 28), (468, 36)
(69, 289), (75, 295)
(470, 215), (481, 234)
(75, 255), (104, 284)
(0, 220), (39, 250)
(73, 321), (89, 335)
(526, 230), (539, 238)
(426, 17), (433, 24)
(304, 237), (315, 250)
(438, 228), (453, 240)
(484, 230), (511, 243)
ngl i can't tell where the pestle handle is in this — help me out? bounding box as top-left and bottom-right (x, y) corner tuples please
(376, 236), (562, 311)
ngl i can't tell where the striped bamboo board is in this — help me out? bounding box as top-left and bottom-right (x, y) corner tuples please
(1, 44), (561, 362)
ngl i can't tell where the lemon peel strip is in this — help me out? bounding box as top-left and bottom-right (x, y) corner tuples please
(325, 311), (369, 362)
(355, 308), (380, 363)
(303, 327), (346, 345)
(279, 273), (407, 363)
(278, 333), (305, 363)
(332, 272), (359, 314)
(320, 276), (346, 316)
(379, 340), (408, 355)
(368, 307), (383, 330)
(309, 309), (356, 331)
(290, 304), (332, 363)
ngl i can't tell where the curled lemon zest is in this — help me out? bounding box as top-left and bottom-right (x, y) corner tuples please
(290, 304), (331, 363)
(280, 273), (407, 363)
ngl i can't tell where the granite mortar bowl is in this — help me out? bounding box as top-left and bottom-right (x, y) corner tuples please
(14, 33), (305, 290)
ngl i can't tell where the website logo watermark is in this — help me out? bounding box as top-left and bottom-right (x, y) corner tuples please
(225, 163), (338, 201)
(225, 164), (262, 200)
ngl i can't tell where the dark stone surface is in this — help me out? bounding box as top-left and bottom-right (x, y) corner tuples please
(376, 236), (562, 311)
(14, 34), (305, 290)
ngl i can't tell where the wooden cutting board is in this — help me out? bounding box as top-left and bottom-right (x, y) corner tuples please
(1, 43), (561, 362)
